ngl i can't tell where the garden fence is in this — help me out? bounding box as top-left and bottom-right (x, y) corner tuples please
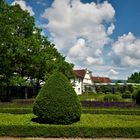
(0, 86), (41, 102)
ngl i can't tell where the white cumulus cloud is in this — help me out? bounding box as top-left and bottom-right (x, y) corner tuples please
(111, 32), (140, 67)
(107, 23), (115, 35)
(12, 0), (35, 16)
(41, 0), (115, 66)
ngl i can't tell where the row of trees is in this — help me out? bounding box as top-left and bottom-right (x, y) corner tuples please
(0, 1), (74, 87)
(128, 72), (140, 83)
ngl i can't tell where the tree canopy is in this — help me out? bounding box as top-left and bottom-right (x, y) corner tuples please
(127, 72), (140, 83)
(33, 72), (81, 124)
(0, 1), (74, 86)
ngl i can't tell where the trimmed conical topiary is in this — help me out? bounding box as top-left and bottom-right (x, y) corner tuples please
(33, 72), (81, 124)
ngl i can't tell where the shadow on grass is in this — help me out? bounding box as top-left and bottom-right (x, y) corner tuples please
(31, 117), (52, 124)
(31, 117), (80, 125)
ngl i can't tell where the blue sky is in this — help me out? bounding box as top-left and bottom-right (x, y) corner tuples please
(6, 0), (140, 80)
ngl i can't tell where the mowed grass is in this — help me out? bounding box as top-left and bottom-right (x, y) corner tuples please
(0, 113), (140, 128)
(0, 100), (140, 137)
(78, 94), (105, 101)
(0, 113), (140, 137)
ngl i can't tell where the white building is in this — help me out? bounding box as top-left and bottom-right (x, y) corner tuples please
(71, 69), (95, 95)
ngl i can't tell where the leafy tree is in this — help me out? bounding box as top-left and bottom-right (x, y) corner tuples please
(127, 72), (140, 83)
(0, 2), (74, 87)
(0, 2), (35, 85)
(29, 35), (74, 86)
(33, 72), (81, 124)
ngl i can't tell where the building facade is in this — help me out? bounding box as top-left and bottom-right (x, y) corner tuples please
(72, 69), (112, 95)
(71, 69), (95, 95)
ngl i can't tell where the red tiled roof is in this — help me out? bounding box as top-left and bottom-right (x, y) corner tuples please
(92, 76), (112, 83)
(73, 69), (112, 83)
(73, 69), (86, 78)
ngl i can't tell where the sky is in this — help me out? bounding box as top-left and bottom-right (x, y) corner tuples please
(6, 0), (140, 80)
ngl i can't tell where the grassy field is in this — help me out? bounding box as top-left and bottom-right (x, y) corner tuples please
(0, 113), (140, 137)
(0, 113), (140, 128)
(0, 95), (140, 138)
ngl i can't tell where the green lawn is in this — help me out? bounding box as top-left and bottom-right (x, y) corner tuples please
(0, 98), (140, 137)
(1, 113), (140, 128)
(78, 94), (105, 101)
(0, 113), (140, 137)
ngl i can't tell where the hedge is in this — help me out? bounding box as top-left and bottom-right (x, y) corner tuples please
(33, 72), (81, 124)
(0, 113), (140, 138)
(81, 101), (137, 108)
(104, 94), (121, 101)
(0, 108), (140, 115)
(1, 125), (140, 138)
(0, 86), (40, 101)
(0, 108), (32, 114)
(82, 108), (140, 115)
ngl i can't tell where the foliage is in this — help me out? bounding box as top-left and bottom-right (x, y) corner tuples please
(115, 92), (122, 95)
(132, 90), (138, 100)
(33, 72), (81, 124)
(122, 91), (132, 99)
(79, 92), (134, 102)
(133, 85), (140, 91)
(136, 89), (140, 105)
(104, 94), (122, 101)
(79, 93), (105, 101)
(0, 113), (140, 137)
(96, 85), (111, 93)
(0, 3), (35, 85)
(128, 72), (140, 83)
(9, 76), (31, 86)
(122, 93), (132, 99)
(95, 85), (133, 94)
(0, 2), (74, 87)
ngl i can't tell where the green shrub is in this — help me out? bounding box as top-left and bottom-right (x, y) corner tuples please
(82, 108), (140, 115)
(33, 72), (81, 124)
(136, 89), (140, 105)
(114, 92), (121, 95)
(106, 92), (112, 94)
(104, 94), (121, 101)
(98, 92), (104, 94)
(0, 108), (32, 114)
(132, 90), (137, 100)
(122, 93), (132, 99)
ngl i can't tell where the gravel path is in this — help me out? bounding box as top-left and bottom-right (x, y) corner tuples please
(0, 138), (140, 140)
